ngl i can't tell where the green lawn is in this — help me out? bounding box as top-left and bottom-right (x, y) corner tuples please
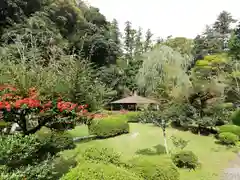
(65, 123), (237, 180)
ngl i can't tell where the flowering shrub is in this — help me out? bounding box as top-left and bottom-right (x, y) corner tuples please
(0, 85), (88, 135)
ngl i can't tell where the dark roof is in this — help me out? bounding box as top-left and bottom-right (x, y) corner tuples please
(111, 95), (159, 104)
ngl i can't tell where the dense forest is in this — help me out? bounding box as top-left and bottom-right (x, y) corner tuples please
(1, 0), (240, 179)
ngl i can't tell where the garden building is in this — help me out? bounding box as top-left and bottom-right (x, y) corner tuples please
(110, 93), (159, 111)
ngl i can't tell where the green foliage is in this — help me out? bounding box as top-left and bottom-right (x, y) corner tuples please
(88, 116), (129, 138)
(0, 158), (55, 180)
(163, 37), (194, 57)
(229, 29), (240, 60)
(171, 135), (189, 150)
(53, 155), (77, 179)
(0, 134), (42, 168)
(0, 131), (76, 179)
(81, 147), (125, 167)
(134, 110), (162, 124)
(218, 132), (239, 145)
(121, 112), (140, 123)
(61, 161), (142, 180)
(171, 150), (199, 169)
(137, 45), (191, 98)
(231, 109), (240, 126)
(219, 124), (240, 137)
(37, 131), (76, 155)
(129, 156), (180, 180)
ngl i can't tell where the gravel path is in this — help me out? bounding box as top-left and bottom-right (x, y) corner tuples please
(221, 152), (240, 180)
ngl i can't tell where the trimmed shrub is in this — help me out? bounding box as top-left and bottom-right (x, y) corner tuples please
(53, 156), (77, 179)
(231, 109), (240, 126)
(0, 158), (55, 180)
(0, 134), (42, 167)
(128, 156), (180, 180)
(88, 116), (129, 138)
(0, 134), (58, 180)
(38, 131), (76, 155)
(219, 124), (240, 137)
(81, 147), (124, 167)
(124, 112), (140, 123)
(218, 132), (239, 145)
(171, 150), (199, 169)
(61, 162), (142, 180)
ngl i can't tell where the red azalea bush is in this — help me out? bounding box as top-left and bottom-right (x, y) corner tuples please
(0, 85), (88, 134)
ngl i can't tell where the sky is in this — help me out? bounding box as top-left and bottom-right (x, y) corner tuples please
(86, 0), (240, 40)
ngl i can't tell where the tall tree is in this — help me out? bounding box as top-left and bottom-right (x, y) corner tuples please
(164, 37), (194, 57)
(143, 29), (153, 52)
(137, 45), (191, 97)
(123, 21), (135, 63)
(192, 35), (207, 59)
(228, 22), (240, 60)
(134, 27), (143, 57)
(204, 25), (223, 54)
(213, 11), (236, 50)
(213, 11), (236, 35)
(110, 19), (121, 46)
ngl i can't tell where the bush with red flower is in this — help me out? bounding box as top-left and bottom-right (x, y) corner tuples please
(0, 85), (89, 135)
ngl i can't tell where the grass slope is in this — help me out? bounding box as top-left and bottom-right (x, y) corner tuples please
(65, 123), (237, 180)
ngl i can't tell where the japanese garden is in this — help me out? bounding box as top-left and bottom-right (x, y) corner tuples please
(1, 1), (240, 180)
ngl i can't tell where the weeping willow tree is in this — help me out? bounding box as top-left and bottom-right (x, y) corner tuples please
(136, 45), (192, 100)
(136, 45), (192, 154)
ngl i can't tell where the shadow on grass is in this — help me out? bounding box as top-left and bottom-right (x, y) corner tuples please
(135, 144), (166, 156)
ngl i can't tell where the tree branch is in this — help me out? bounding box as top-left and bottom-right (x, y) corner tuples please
(24, 115), (53, 135)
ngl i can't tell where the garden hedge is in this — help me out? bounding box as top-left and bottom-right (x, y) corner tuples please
(231, 109), (240, 126)
(218, 132), (239, 145)
(218, 124), (240, 137)
(61, 161), (142, 180)
(123, 112), (140, 123)
(171, 150), (199, 169)
(128, 156), (180, 180)
(81, 147), (124, 167)
(88, 116), (129, 138)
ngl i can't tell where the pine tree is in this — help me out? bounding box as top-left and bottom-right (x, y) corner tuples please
(110, 18), (121, 46)
(213, 11), (236, 50)
(123, 21), (135, 63)
(134, 27), (143, 57)
(143, 29), (153, 52)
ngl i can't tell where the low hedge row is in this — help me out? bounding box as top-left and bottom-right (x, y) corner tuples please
(88, 116), (129, 138)
(123, 112), (140, 123)
(129, 156), (180, 180)
(218, 124), (240, 137)
(61, 161), (142, 180)
(62, 147), (180, 180)
(218, 132), (239, 145)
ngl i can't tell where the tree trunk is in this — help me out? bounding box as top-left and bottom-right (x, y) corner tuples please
(163, 128), (169, 154)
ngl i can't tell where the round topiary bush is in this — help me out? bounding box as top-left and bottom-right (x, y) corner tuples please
(61, 161), (142, 180)
(218, 132), (239, 145)
(231, 109), (240, 126)
(218, 124), (240, 137)
(128, 156), (180, 180)
(171, 150), (199, 170)
(88, 116), (129, 138)
(81, 147), (125, 167)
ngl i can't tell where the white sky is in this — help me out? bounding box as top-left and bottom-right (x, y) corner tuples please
(87, 0), (240, 40)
